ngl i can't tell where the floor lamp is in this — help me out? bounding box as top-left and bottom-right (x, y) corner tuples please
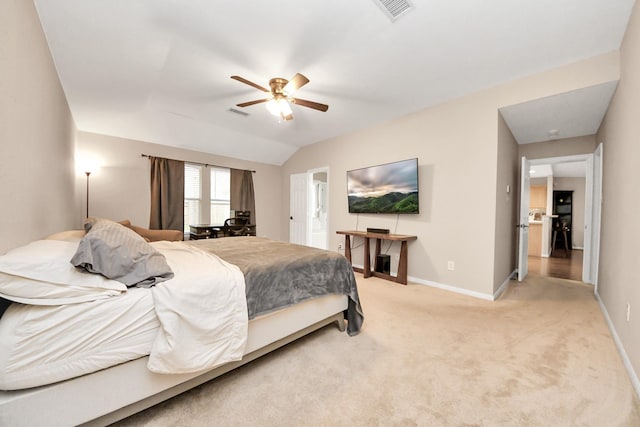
(79, 156), (99, 219)
(85, 171), (91, 218)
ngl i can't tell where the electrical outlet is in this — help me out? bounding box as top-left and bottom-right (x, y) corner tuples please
(338, 243), (343, 251)
(627, 303), (631, 322)
(447, 261), (455, 271)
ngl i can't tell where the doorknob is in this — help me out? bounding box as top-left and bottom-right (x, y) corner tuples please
(290, 216), (293, 220)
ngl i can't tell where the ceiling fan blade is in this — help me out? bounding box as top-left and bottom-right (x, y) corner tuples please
(291, 97), (329, 112)
(231, 76), (269, 93)
(283, 73), (309, 94)
(237, 98), (269, 107)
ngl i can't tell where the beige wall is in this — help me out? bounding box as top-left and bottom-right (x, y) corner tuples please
(76, 132), (285, 240)
(493, 113), (519, 291)
(0, 0), (77, 254)
(282, 52), (619, 298)
(518, 135), (598, 159)
(283, 94), (499, 296)
(597, 0), (640, 389)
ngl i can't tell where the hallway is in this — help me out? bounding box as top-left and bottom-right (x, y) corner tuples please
(528, 249), (583, 281)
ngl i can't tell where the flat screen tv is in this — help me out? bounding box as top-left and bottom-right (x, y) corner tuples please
(347, 158), (419, 214)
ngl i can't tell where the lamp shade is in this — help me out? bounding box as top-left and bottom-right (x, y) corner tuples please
(76, 154), (101, 175)
(266, 99), (280, 116)
(266, 98), (292, 119)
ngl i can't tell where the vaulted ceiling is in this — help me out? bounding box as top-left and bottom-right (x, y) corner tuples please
(34, 0), (635, 165)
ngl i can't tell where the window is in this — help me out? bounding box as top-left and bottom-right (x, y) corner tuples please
(184, 163), (231, 232)
(184, 164), (202, 232)
(210, 167), (230, 224)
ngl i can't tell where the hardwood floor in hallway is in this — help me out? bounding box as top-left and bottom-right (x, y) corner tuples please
(528, 249), (583, 281)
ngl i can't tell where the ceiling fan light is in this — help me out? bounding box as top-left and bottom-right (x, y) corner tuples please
(266, 98), (293, 119)
(266, 99), (280, 116)
(232, 73), (327, 121)
(279, 99), (293, 116)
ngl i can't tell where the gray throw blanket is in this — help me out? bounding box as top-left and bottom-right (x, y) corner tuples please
(187, 237), (363, 336)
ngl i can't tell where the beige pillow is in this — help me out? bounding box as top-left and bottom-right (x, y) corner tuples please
(118, 219), (183, 242)
(129, 225), (183, 242)
(45, 230), (85, 242)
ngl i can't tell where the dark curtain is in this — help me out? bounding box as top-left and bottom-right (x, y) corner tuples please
(230, 169), (256, 224)
(149, 156), (184, 231)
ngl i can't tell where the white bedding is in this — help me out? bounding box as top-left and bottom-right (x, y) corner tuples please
(0, 294), (348, 427)
(0, 287), (157, 390)
(0, 241), (249, 390)
(148, 241), (248, 374)
(0, 240), (127, 305)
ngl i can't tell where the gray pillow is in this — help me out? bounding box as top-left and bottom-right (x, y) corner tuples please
(71, 218), (174, 287)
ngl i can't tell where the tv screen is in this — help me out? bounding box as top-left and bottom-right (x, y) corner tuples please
(347, 158), (419, 214)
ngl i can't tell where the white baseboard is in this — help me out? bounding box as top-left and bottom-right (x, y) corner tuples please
(407, 270), (515, 301)
(407, 276), (495, 301)
(493, 269), (517, 300)
(353, 263), (511, 301)
(595, 291), (640, 399)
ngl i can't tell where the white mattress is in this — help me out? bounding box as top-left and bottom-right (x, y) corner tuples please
(0, 288), (349, 391)
(0, 288), (158, 390)
(0, 293), (348, 427)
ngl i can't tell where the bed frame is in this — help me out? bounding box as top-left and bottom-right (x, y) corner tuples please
(0, 294), (348, 426)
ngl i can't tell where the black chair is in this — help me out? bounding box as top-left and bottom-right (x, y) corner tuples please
(236, 210), (251, 223)
(551, 218), (570, 257)
(221, 217), (249, 237)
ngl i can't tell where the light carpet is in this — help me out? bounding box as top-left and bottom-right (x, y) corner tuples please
(115, 273), (640, 426)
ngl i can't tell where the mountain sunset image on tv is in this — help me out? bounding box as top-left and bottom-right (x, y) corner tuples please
(347, 158), (419, 214)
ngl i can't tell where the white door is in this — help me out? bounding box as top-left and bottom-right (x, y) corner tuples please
(517, 156), (531, 281)
(588, 143), (603, 289)
(290, 173), (308, 245)
(583, 152), (594, 283)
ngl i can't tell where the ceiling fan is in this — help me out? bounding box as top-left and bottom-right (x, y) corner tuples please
(231, 73), (329, 121)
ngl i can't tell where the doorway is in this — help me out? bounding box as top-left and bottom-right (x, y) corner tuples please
(518, 145), (602, 284)
(308, 169), (329, 249)
(289, 167), (330, 249)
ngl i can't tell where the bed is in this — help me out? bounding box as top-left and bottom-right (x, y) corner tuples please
(0, 219), (363, 426)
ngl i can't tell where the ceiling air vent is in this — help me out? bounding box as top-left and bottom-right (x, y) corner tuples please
(373, 0), (414, 21)
(228, 108), (249, 117)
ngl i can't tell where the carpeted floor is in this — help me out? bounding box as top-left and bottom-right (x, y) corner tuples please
(114, 273), (640, 426)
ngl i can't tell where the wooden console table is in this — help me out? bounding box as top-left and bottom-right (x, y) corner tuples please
(336, 230), (417, 285)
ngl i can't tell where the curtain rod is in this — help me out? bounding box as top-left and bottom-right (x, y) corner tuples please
(140, 154), (255, 173)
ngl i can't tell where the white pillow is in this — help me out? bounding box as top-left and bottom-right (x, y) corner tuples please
(0, 240), (127, 305)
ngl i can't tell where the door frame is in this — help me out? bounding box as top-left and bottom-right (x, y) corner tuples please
(517, 156), (531, 281)
(289, 173), (308, 245)
(518, 150), (602, 284)
(289, 167), (330, 248)
(588, 143), (603, 291)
